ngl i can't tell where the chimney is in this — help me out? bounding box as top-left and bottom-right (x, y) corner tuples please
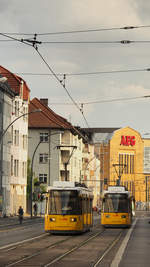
(40, 98), (48, 106)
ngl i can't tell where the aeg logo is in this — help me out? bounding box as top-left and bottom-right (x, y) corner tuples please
(120, 135), (135, 146)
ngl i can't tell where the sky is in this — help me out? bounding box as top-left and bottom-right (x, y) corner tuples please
(1, 0), (150, 135)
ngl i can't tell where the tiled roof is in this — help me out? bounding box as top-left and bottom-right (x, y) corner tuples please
(0, 65), (30, 101)
(0, 74), (16, 97)
(29, 98), (74, 129)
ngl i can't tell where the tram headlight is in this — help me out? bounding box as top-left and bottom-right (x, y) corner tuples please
(105, 215), (110, 218)
(50, 217), (56, 222)
(121, 215), (126, 218)
(70, 218), (77, 222)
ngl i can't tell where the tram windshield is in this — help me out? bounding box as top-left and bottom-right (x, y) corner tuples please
(103, 193), (129, 213)
(48, 190), (81, 215)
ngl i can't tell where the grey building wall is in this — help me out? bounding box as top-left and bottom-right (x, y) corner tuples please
(28, 129), (61, 187)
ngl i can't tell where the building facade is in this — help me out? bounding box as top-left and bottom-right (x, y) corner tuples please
(0, 66), (30, 216)
(99, 126), (149, 209)
(0, 79), (16, 215)
(28, 98), (85, 213)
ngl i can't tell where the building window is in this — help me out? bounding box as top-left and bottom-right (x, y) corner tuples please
(39, 174), (47, 183)
(14, 130), (19, 146)
(119, 153), (134, 175)
(39, 153), (48, 164)
(144, 147), (150, 173)
(74, 157), (77, 167)
(79, 140), (81, 150)
(22, 161), (27, 177)
(23, 134), (27, 149)
(11, 155), (13, 175)
(130, 154), (134, 174)
(119, 154), (123, 177)
(14, 101), (19, 116)
(14, 159), (19, 176)
(40, 133), (49, 142)
(22, 106), (28, 121)
(11, 126), (13, 145)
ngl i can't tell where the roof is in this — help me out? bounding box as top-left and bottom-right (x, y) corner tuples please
(81, 127), (120, 143)
(28, 98), (75, 130)
(81, 127), (120, 133)
(0, 74), (17, 98)
(0, 65), (30, 101)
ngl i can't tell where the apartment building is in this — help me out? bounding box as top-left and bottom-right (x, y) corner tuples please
(0, 66), (30, 216)
(28, 98), (84, 194)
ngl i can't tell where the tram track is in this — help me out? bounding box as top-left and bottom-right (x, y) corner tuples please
(4, 235), (74, 267)
(93, 230), (123, 267)
(42, 228), (125, 267)
(0, 218), (128, 267)
(1, 226), (105, 266)
(44, 229), (106, 267)
(1, 227), (126, 267)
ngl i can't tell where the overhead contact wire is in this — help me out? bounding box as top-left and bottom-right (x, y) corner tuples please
(0, 32), (90, 137)
(2, 24), (150, 36)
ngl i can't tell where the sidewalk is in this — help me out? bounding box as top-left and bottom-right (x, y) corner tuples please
(0, 214), (44, 226)
(111, 211), (150, 267)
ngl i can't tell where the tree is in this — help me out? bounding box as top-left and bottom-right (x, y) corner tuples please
(27, 158), (32, 198)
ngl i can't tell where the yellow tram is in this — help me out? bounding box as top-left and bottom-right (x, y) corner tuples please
(101, 186), (135, 227)
(45, 181), (93, 234)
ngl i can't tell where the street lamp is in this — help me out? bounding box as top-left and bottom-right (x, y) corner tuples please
(56, 145), (77, 181)
(0, 109), (41, 216)
(0, 109), (41, 145)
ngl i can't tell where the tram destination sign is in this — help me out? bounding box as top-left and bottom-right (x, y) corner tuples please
(108, 186), (125, 193)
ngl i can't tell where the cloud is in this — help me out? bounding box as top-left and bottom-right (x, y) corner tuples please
(1, 0), (150, 133)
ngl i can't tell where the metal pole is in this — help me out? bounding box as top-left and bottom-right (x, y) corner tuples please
(146, 176), (148, 211)
(30, 140), (42, 218)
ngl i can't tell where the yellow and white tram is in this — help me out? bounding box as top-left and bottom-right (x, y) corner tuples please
(101, 186), (135, 228)
(45, 181), (93, 234)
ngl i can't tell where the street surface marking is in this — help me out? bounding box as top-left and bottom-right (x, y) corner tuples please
(0, 233), (47, 250)
(110, 218), (137, 267)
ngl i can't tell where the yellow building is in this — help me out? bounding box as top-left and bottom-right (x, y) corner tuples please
(100, 126), (147, 206)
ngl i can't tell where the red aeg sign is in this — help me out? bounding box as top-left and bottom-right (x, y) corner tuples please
(120, 136), (135, 146)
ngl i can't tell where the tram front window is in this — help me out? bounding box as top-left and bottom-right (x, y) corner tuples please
(103, 194), (129, 213)
(49, 190), (81, 215)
